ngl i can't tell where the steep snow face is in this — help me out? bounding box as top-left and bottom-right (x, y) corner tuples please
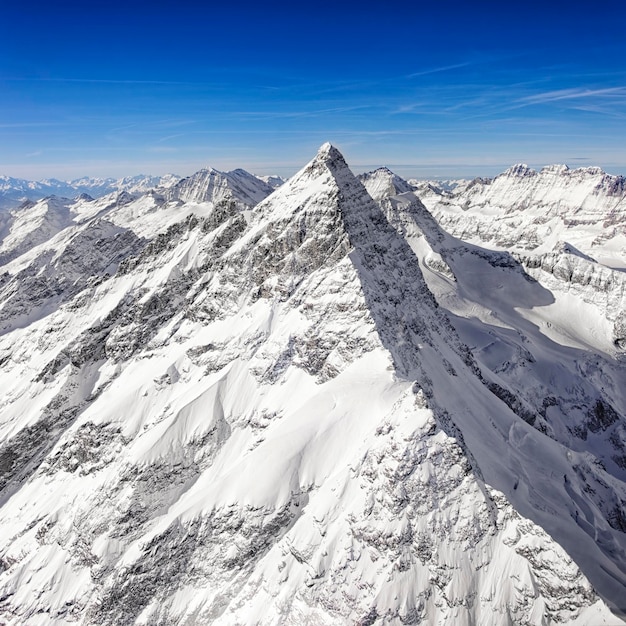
(168, 167), (275, 207)
(0, 218), (145, 335)
(418, 164), (626, 268)
(0, 197), (74, 264)
(358, 167), (414, 205)
(0, 146), (623, 625)
(517, 242), (626, 351)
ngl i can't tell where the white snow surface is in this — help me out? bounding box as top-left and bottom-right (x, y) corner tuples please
(0, 146), (625, 625)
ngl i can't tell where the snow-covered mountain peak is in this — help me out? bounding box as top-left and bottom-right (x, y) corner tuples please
(248, 144), (356, 234)
(541, 163), (570, 175)
(0, 149), (625, 624)
(551, 240), (597, 262)
(502, 163), (536, 178)
(312, 141), (349, 169)
(264, 143), (354, 207)
(580, 166), (605, 177)
(358, 167), (415, 205)
(316, 140), (334, 155)
(167, 165), (274, 207)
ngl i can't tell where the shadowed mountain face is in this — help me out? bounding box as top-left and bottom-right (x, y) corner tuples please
(0, 145), (625, 625)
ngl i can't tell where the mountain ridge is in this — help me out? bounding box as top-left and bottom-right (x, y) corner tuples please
(0, 145), (624, 624)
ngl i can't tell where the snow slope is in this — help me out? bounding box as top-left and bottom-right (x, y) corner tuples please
(0, 197), (74, 265)
(0, 146), (624, 625)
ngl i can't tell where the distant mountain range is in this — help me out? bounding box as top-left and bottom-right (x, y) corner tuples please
(0, 172), (290, 211)
(0, 173), (182, 210)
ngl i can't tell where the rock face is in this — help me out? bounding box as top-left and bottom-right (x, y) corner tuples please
(0, 145), (624, 625)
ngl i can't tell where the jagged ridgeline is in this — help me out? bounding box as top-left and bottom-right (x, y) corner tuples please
(0, 144), (625, 625)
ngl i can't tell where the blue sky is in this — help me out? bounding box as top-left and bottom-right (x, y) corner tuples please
(1, 1), (625, 180)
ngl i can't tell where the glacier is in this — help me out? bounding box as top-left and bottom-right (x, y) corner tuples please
(0, 144), (625, 624)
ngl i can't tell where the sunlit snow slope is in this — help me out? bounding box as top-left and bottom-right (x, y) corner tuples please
(0, 147), (625, 625)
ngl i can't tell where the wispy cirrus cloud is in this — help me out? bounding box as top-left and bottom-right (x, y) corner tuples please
(405, 62), (473, 79)
(514, 86), (626, 106)
(426, 83), (626, 122)
(156, 134), (188, 143)
(570, 104), (626, 119)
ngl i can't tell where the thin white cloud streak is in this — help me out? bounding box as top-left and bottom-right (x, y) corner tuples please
(570, 105), (626, 119)
(252, 58), (492, 99)
(157, 134), (187, 143)
(433, 84), (626, 121)
(405, 62), (473, 79)
(515, 87), (626, 105)
(109, 119), (197, 135)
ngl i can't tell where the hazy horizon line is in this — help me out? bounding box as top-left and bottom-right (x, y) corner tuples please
(1, 157), (625, 185)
